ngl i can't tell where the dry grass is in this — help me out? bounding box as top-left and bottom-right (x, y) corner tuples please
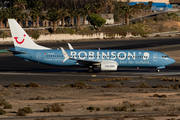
(133, 83), (151, 88)
(43, 103), (63, 112)
(0, 99), (12, 109)
(105, 83), (116, 88)
(30, 96), (46, 100)
(91, 77), (131, 82)
(152, 94), (167, 98)
(0, 109), (6, 115)
(8, 83), (26, 87)
(16, 107), (33, 116)
(66, 82), (87, 89)
(157, 76), (180, 82)
(134, 117), (155, 120)
(7, 82), (40, 87)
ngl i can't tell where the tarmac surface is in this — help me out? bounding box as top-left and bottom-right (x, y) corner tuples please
(0, 37), (180, 86)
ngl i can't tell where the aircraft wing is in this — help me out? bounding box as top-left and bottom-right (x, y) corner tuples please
(60, 47), (104, 65)
(74, 59), (102, 65)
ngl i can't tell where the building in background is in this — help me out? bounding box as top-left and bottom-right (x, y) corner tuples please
(129, 2), (172, 11)
(100, 14), (114, 24)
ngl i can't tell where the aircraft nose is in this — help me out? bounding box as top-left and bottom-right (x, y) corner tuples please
(169, 57), (175, 64)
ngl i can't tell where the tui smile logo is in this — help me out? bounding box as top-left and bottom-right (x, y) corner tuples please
(14, 34), (26, 44)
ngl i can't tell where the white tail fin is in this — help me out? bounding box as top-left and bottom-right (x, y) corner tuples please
(8, 19), (51, 50)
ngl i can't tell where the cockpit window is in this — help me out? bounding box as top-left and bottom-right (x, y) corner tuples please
(162, 55), (168, 58)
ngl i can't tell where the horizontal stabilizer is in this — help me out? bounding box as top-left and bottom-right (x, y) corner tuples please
(8, 48), (26, 54)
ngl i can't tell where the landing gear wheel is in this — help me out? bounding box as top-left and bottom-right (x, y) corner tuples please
(156, 69), (160, 72)
(88, 68), (94, 73)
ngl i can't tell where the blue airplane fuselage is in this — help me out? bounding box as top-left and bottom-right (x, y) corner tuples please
(14, 49), (175, 68)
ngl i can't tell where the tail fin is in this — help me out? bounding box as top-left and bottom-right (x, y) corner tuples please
(8, 19), (51, 50)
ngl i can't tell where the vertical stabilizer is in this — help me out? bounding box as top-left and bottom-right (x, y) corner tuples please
(8, 19), (51, 50)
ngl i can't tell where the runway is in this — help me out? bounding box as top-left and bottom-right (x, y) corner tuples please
(0, 38), (180, 86)
(2, 37), (180, 50)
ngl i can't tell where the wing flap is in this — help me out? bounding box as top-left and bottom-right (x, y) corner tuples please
(75, 59), (101, 65)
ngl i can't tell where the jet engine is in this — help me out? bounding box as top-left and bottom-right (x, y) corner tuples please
(100, 61), (118, 71)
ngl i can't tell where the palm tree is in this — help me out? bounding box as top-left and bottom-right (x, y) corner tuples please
(82, 4), (94, 26)
(27, 0), (42, 10)
(40, 13), (46, 27)
(139, 3), (146, 14)
(46, 7), (61, 33)
(105, 0), (115, 14)
(13, 0), (27, 10)
(112, 0), (125, 22)
(91, 2), (104, 14)
(80, 8), (88, 26)
(19, 12), (28, 27)
(99, 0), (115, 14)
(133, 3), (141, 14)
(0, 10), (5, 28)
(45, 20), (49, 27)
(60, 8), (69, 27)
(30, 14), (36, 27)
(144, 5), (149, 13)
(74, 9), (82, 26)
(4, 6), (22, 27)
(30, 8), (42, 27)
(25, 11), (30, 27)
(148, 1), (153, 13)
(120, 5), (134, 25)
(84, 4), (94, 15)
(68, 10), (75, 26)
(28, 0), (43, 27)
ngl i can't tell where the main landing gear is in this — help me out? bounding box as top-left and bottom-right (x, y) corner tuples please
(88, 66), (94, 73)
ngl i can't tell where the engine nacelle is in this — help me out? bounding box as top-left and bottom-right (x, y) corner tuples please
(100, 61), (118, 71)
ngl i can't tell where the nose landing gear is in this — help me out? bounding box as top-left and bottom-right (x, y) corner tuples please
(156, 69), (160, 72)
(156, 66), (165, 72)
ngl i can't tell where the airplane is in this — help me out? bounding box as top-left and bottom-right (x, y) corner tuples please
(8, 19), (175, 72)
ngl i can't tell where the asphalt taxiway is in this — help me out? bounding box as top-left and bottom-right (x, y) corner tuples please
(0, 38), (180, 86)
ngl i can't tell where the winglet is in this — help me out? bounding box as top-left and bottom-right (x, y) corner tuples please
(60, 47), (70, 63)
(67, 43), (74, 50)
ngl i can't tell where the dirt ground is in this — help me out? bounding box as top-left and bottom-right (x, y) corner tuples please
(1, 80), (180, 120)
